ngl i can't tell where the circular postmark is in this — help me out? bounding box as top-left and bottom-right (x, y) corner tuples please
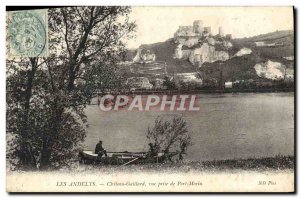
(9, 11), (47, 57)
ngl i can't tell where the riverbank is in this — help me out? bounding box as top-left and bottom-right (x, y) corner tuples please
(7, 156), (294, 192)
(97, 88), (294, 95)
(78, 155), (294, 173)
(7, 169), (294, 192)
(6, 156), (294, 192)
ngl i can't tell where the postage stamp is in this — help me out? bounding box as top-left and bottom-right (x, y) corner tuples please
(8, 9), (48, 57)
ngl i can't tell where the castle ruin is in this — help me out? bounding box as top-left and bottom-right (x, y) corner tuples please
(174, 20), (226, 38)
(173, 20), (233, 67)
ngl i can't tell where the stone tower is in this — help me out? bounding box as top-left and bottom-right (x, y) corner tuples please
(193, 20), (204, 35)
(219, 26), (224, 37)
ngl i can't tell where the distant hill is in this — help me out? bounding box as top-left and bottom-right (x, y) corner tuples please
(235, 30), (293, 43)
(231, 30), (294, 59)
(201, 30), (294, 82)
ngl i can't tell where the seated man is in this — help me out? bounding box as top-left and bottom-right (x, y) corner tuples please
(147, 143), (158, 158)
(95, 140), (108, 159)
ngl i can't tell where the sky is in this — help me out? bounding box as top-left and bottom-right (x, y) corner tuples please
(125, 6), (294, 49)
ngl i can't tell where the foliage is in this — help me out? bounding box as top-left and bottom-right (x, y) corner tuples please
(201, 155), (294, 170)
(178, 80), (201, 90)
(162, 76), (176, 90)
(146, 115), (192, 161)
(6, 7), (136, 170)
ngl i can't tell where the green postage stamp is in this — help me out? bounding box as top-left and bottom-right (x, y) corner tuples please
(8, 9), (48, 57)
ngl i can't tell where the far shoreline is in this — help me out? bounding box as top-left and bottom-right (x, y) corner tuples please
(97, 88), (294, 96)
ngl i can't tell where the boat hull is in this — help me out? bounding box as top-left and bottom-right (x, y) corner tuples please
(79, 150), (176, 165)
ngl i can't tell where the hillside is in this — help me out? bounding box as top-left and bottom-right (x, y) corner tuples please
(124, 30), (294, 82)
(231, 30), (294, 60)
(234, 30), (293, 43)
(204, 30), (294, 81)
(125, 39), (196, 73)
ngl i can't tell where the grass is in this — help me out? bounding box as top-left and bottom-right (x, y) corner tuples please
(201, 155), (294, 170)
(78, 155), (294, 173)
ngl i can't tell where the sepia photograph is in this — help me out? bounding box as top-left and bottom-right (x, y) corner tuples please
(5, 6), (295, 193)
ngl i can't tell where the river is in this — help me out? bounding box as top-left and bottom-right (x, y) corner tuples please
(84, 92), (294, 161)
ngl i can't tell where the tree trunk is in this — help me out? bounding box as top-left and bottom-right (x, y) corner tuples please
(19, 58), (38, 170)
(40, 102), (64, 170)
(40, 140), (51, 170)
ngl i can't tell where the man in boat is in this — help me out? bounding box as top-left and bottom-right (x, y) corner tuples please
(95, 140), (108, 159)
(147, 143), (158, 158)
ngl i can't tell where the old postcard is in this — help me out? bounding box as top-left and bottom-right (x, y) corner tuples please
(6, 6), (294, 192)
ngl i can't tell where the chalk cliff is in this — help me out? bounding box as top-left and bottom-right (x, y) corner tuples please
(174, 41), (231, 67)
(126, 26), (293, 83)
(254, 60), (294, 80)
(133, 49), (156, 64)
(188, 43), (229, 66)
(233, 48), (252, 57)
(133, 20), (232, 68)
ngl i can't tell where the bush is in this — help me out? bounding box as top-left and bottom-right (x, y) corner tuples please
(146, 115), (192, 161)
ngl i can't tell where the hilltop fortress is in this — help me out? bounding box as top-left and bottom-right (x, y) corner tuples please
(174, 20), (219, 46)
(173, 20), (233, 67)
(133, 20), (233, 67)
(128, 22), (293, 86)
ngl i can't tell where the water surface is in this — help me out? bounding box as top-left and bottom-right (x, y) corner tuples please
(84, 92), (294, 161)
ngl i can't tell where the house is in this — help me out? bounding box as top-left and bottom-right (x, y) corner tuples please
(255, 41), (265, 46)
(225, 81), (233, 89)
(126, 77), (153, 90)
(153, 78), (166, 89)
(175, 73), (202, 84)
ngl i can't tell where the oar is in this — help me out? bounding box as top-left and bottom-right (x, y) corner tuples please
(120, 157), (139, 167)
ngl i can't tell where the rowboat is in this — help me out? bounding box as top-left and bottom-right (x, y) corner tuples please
(79, 150), (177, 165)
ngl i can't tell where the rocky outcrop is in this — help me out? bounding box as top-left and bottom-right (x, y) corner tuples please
(174, 44), (184, 59)
(207, 37), (216, 45)
(175, 37), (200, 47)
(222, 40), (233, 49)
(283, 56), (294, 61)
(174, 26), (196, 37)
(133, 49), (156, 64)
(174, 42), (229, 67)
(173, 22), (232, 67)
(233, 48), (252, 57)
(254, 60), (294, 80)
(189, 43), (229, 66)
(174, 44), (192, 59)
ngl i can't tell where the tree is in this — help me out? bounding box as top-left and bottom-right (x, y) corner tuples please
(7, 7), (136, 170)
(162, 76), (176, 90)
(7, 58), (48, 169)
(146, 115), (192, 162)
